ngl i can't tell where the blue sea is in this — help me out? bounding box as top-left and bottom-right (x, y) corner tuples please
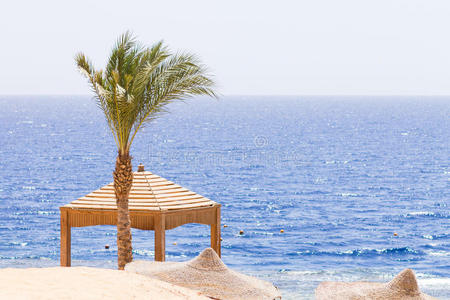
(0, 96), (449, 299)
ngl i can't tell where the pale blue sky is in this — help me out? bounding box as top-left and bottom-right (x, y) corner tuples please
(1, 0), (449, 95)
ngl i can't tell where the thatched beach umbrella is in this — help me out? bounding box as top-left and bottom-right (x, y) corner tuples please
(125, 248), (281, 300)
(315, 268), (437, 300)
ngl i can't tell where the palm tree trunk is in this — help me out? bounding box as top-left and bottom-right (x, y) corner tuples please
(113, 151), (133, 270)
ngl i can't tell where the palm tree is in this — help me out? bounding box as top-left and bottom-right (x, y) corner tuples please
(75, 32), (216, 270)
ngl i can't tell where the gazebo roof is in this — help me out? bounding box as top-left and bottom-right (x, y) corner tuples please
(65, 169), (216, 211)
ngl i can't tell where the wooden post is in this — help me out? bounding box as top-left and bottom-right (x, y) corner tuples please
(154, 213), (166, 261)
(210, 205), (221, 257)
(60, 208), (71, 267)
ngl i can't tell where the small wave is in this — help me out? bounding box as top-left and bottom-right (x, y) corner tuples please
(0, 255), (42, 260)
(290, 247), (421, 257)
(408, 211), (434, 216)
(295, 190), (330, 196)
(37, 211), (56, 215)
(22, 186), (36, 190)
(7, 242), (28, 247)
(133, 249), (154, 256)
(426, 251), (450, 257)
(340, 193), (359, 197)
(422, 233), (449, 240)
(404, 211), (447, 218)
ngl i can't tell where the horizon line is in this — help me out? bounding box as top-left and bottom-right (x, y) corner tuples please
(1, 94), (450, 98)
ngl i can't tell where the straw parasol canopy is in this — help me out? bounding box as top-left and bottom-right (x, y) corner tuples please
(125, 248), (281, 300)
(315, 268), (437, 300)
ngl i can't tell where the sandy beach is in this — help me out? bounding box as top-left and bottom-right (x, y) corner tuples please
(0, 267), (207, 300)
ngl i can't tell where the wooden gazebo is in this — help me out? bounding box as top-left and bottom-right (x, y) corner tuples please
(60, 165), (221, 266)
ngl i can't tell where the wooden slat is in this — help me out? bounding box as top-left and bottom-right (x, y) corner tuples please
(96, 186), (189, 194)
(100, 185), (180, 191)
(161, 201), (215, 210)
(155, 195), (206, 202)
(129, 190), (165, 195)
(77, 198), (116, 203)
(73, 200), (159, 207)
(158, 198), (213, 206)
(152, 188), (189, 194)
(152, 188), (189, 193)
(100, 187), (152, 192)
(87, 193), (157, 199)
(79, 197), (158, 203)
(80, 197), (151, 202)
(97, 181), (175, 190)
(67, 204), (160, 211)
(148, 191), (196, 198)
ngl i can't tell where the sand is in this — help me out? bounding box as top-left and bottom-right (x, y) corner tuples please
(0, 266), (208, 300)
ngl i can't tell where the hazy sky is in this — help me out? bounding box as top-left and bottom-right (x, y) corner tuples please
(1, 0), (449, 95)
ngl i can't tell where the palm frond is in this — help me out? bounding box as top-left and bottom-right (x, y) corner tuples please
(75, 32), (217, 154)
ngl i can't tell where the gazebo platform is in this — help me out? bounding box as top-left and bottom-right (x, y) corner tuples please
(60, 166), (220, 266)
